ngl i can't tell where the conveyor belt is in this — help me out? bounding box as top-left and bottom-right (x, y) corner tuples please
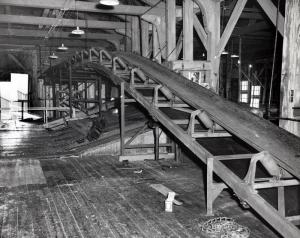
(118, 52), (300, 180)
(63, 48), (300, 238)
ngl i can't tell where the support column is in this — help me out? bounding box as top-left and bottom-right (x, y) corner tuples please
(98, 78), (102, 117)
(280, 0), (300, 136)
(125, 16), (132, 52)
(207, 1), (221, 92)
(153, 24), (161, 63)
(31, 50), (39, 107)
(141, 20), (149, 58)
(183, 0), (193, 61)
(120, 82), (125, 156)
(154, 125), (160, 161)
(166, 0), (176, 61)
(131, 16), (141, 54)
(68, 63), (73, 118)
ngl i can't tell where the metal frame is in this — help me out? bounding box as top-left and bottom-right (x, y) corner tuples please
(55, 47), (300, 238)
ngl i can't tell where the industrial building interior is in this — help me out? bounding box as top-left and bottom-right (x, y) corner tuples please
(0, 0), (299, 237)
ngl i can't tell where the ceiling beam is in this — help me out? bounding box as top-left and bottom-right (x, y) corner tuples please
(0, 28), (123, 41)
(0, 14), (126, 30)
(0, 0), (164, 16)
(216, 0), (248, 57)
(256, 0), (284, 36)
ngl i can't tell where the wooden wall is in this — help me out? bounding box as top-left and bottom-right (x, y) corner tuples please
(280, 0), (300, 136)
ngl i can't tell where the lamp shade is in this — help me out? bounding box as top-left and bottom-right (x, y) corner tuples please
(49, 53), (58, 59)
(57, 43), (68, 51)
(71, 26), (85, 35)
(99, 0), (120, 6)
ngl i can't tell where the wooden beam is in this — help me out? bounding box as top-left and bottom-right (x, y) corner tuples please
(153, 24), (161, 63)
(167, 60), (212, 71)
(141, 20), (149, 57)
(280, 0), (300, 136)
(0, 28), (123, 40)
(0, 0), (164, 16)
(216, 0), (248, 57)
(176, 31), (183, 59)
(0, 14), (125, 30)
(166, 0), (176, 61)
(8, 53), (26, 71)
(131, 16), (141, 54)
(193, 14), (208, 49)
(256, 0), (284, 36)
(38, 9), (50, 29)
(183, 0), (194, 61)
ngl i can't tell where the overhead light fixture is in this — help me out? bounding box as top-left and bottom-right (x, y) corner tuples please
(99, 0), (120, 5)
(230, 54), (239, 58)
(221, 50), (229, 55)
(57, 43), (68, 51)
(49, 52), (58, 59)
(72, 26), (85, 35)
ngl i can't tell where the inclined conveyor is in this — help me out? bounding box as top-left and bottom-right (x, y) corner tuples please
(54, 48), (300, 238)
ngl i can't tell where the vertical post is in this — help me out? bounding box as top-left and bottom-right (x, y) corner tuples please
(120, 82), (125, 156)
(238, 36), (242, 103)
(98, 78), (102, 117)
(125, 16), (132, 52)
(141, 20), (149, 57)
(85, 81), (88, 109)
(278, 186), (285, 216)
(166, 0), (176, 61)
(131, 16), (141, 54)
(68, 63), (73, 118)
(280, 0), (300, 136)
(207, 157), (214, 215)
(21, 101), (24, 121)
(175, 142), (182, 163)
(153, 24), (161, 63)
(52, 67), (57, 118)
(154, 125), (159, 161)
(183, 0), (193, 61)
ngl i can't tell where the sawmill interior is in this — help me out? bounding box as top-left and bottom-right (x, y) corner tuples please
(0, 0), (300, 237)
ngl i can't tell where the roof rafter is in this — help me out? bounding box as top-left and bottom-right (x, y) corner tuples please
(0, 0), (164, 16)
(0, 14), (126, 30)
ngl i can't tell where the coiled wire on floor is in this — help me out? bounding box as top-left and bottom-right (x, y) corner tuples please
(200, 217), (250, 238)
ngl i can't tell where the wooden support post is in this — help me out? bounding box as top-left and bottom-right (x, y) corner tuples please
(68, 63), (73, 118)
(51, 67), (57, 118)
(98, 78), (102, 117)
(153, 24), (161, 63)
(154, 125), (160, 161)
(125, 15), (132, 52)
(206, 157), (227, 215)
(183, 0), (193, 61)
(166, 0), (176, 61)
(238, 36), (242, 102)
(175, 142), (181, 163)
(278, 186), (285, 217)
(141, 20), (149, 57)
(280, 0), (300, 136)
(120, 82), (125, 156)
(21, 101), (24, 121)
(85, 81), (88, 109)
(131, 16), (141, 54)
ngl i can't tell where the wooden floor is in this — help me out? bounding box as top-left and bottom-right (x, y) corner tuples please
(0, 122), (280, 237)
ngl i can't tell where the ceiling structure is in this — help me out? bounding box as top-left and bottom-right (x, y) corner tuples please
(0, 0), (283, 79)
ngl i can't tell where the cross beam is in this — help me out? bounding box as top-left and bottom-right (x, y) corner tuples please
(0, 0), (164, 16)
(0, 14), (125, 30)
